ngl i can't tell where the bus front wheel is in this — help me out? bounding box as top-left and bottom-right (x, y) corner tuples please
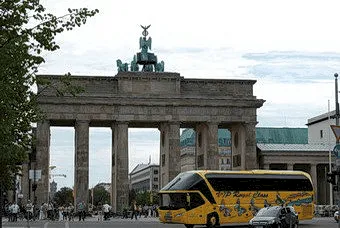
(206, 213), (219, 228)
(184, 224), (194, 228)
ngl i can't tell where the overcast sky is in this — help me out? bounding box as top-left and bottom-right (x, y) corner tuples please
(38, 0), (340, 189)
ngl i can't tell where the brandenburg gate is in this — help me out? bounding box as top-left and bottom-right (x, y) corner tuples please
(31, 26), (265, 213)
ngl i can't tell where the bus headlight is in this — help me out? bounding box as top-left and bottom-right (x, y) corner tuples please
(268, 219), (275, 224)
(175, 213), (183, 217)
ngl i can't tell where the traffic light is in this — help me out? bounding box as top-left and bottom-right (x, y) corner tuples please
(32, 183), (37, 192)
(327, 172), (337, 185)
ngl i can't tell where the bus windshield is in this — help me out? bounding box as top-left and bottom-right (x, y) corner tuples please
(160, 193), (187, 210)
(159, 192), (206, 210)
(161, 172), (203, 190)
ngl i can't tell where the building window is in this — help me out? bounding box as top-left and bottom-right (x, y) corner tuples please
(154, 170), (158, 175)
(154, 177), (158, 182)
(153, 184), (158, 190)
(320, 130), (323, 139)
(232, 154), (241, 167)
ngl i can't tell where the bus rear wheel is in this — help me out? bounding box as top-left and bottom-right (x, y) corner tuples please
(184, 224), (194, 228)
(206, 213), (219, 228)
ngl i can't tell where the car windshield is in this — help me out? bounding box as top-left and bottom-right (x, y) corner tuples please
(256, 207), (280, 217)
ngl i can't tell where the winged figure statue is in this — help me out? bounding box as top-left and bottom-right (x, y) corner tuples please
(139, 37), (152, 51)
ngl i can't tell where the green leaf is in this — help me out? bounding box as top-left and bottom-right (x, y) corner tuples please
(0, 0), (98, 189)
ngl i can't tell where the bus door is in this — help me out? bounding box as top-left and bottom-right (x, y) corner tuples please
(185, 192), (207, 224)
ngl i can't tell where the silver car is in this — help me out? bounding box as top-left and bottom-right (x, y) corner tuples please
(248, 206), (298, 228)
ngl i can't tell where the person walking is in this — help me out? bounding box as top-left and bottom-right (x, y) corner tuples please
(97, 202), (103, 221)
(8, 202), (13, 222)
(47, 201), (54, 220)
(26, 200), (34, 221)
(12, 202), (20, 222)
(130, 200), (138, 220)
(122, 204), (129, 219)
(66, 203), (74, 221)
(102, 203), (111, 220)
(58, 205), (64, 221)
(77, 201), (86, 221)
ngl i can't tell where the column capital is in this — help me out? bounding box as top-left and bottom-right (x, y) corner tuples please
(169, 121), (181, 126)
(38, 119), (50, 124)
(75, 119), (90, 125)
(111, 121), (129, 128)
(206, 121), (219, 125)
(243, 121), (258, 127)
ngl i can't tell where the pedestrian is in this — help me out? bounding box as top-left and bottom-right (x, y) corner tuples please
(97, 202), (103, 221)
(7, 202), (13, 222)
(47, 201), (54, 220)
(39, 203), (44, 220)
(77, 201), (86, 221)
(138, 205), (142, 218)
(26, 200), (34, 221)
(58, 205), (64, 221)
(102, 202), (111, 220)
(122, 204), (128, 219)
(67, 203), (74, 221)
(12, 202), (20, 222)
(42, 202), (48, 220)
(130, 200), (138, 220)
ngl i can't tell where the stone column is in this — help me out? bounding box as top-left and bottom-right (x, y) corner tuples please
(35, 120), (50, 205)
(159, 122), (180, 188)
(195, 123), (219, 170)
(287, 163), (294, 170)
(230, 124), (245, 170)
(195, 124), (208, 169)
(74, 120), (89, 208)
(311, 164), (318, 204)
(244, 122), (258, 170)
(207, 122), (219, 170)
(111, 122), (129, 213)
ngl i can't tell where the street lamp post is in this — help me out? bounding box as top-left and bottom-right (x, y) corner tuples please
(332, 73), (340, 228)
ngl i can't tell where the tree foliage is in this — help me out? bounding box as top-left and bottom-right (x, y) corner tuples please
(53, 187), (73, 206)
(0, 0), (98, 189)
(134, 190), (159, 206)
(90, 186), (110, 206)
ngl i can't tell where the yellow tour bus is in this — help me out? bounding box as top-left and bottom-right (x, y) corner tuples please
(158, 170), (314, 228)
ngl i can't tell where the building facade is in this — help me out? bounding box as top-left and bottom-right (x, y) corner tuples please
(307, 110), (336, 145)
(129, 163), (160, 193)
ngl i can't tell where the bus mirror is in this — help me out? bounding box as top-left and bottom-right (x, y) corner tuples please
(186, 193), (191, 210)
(186, 193), (191, 205)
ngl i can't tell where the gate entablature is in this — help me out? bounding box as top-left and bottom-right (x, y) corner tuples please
(37, 72), (264, 128)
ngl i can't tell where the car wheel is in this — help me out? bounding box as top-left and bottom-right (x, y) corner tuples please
(184, 224), (194, 228)
(206, 213), (219, 228)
